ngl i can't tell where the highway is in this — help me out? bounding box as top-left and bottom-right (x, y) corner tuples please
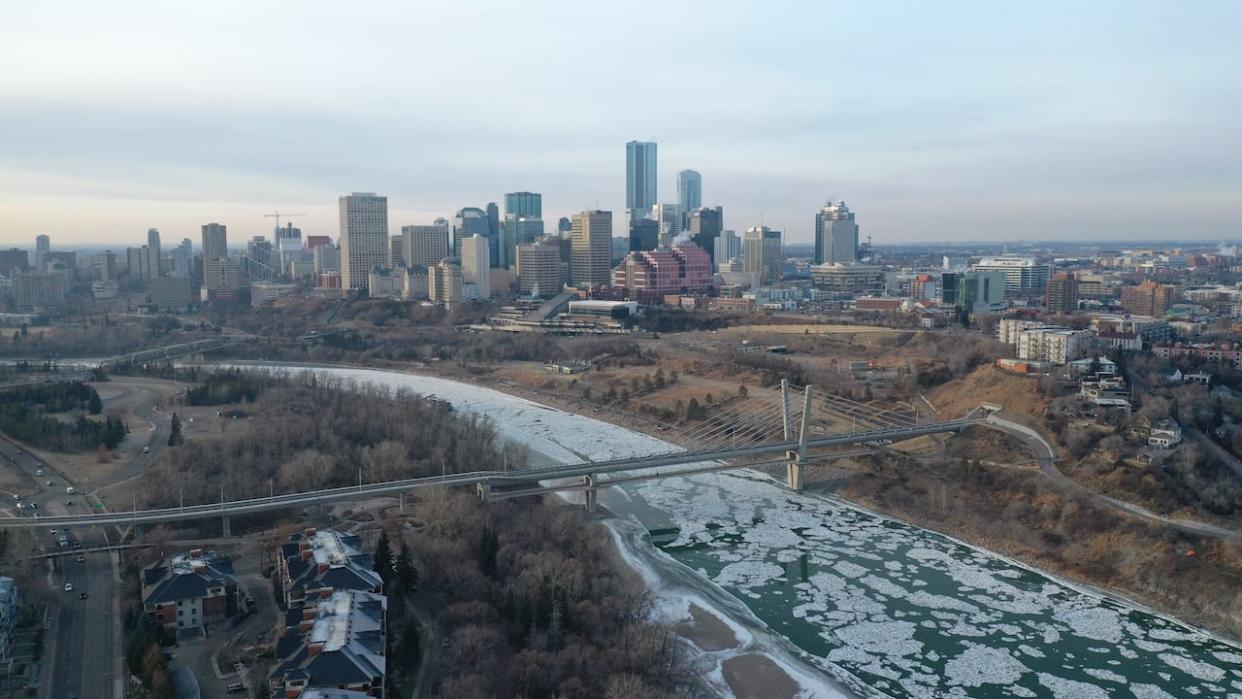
(1, 416), (984, 530)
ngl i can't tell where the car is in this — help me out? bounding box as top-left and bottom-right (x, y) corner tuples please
(63, 582), (73, 592)
(226, 683), (245, 694)
(72, 542), (82, 549)
(29, 503), (37, 510)
(35, 469), (44, 476)
(15, 503), (23, 510)
(78, 591), (88, 600)
(142, 446), (150, 454)
(65, 499), (73, 506)
(46, 480), (53, 486)
(50, 528), (57, 534)
(76, 555), (85, 563)
(12, 494), (20, 500)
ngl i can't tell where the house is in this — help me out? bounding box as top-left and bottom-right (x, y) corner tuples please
(0, 577), (17, 661)
(269, 590), (387, 698)
(278, 529), (383, 610)
(1148, 420), (1183, 448)
(141, 550), (239, 633)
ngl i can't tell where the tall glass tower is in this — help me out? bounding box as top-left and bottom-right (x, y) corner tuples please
(677, 169), (701, 215)
(625, 141), (657, 218)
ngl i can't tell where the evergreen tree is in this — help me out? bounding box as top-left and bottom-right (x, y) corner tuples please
(396, 540), (417, 591)
(373, 530), (393, 584)
(88, 391), (102, 415)
(167, 413), (183, 446)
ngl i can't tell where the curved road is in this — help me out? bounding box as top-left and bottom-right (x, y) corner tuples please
(983, 415), (1242, 543)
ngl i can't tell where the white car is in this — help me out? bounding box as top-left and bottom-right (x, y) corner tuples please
(142, 446), (150, 454)
(63, 582), (72, 592)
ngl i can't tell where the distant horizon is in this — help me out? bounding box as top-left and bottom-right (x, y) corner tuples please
(2, 3), (1240, 246)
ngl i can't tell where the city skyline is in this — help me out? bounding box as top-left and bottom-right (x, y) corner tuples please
(1, 2), (1240, 246)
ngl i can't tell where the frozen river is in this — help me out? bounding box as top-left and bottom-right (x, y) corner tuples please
(248, 364), (1242, 698)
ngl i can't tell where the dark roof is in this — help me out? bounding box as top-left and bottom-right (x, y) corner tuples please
(142, 552), (236, 606)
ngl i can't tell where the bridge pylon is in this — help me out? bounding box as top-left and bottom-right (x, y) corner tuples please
(583, 474), (597, 513)
(476, 481), (492, 502)
(786, 384), (813, 491)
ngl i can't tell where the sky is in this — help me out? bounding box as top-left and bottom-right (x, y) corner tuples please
(1, 1), (1240, 248)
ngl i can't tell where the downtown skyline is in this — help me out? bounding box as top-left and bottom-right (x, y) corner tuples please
(1, 2), (1240, 246)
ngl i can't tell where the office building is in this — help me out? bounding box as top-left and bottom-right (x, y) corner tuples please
(126, 247), (147, 282)
(570, 210), (613, 288)
(941, 271), (1007, 313)
(814, 201), (859, 264)
(502, 215), (544, 269)
(403, 221), (451, 267)
(652, 203), (682, 245)
(742, 226), (783, 285)
(35, 235), (49, 270)
(428, 259), (463, 305)
(809, 263), (885, 293)
(149, 276), (194, 313)
(0, 249), (28, 275)
(389, 234), (405, 268)
(516, 241), (564, 297)
(486, 202), (500, 256)
(1046, 273), (1080, 314)
(201, 223), (228, 262)
(557, 217), (572, 235)
(1121, 280), (1177, 317)
(460, 234), (491, 298)
(452, 207), (490, 258)
(504, 191), (542, 219)
(677, 170), (702, 219)
(146, 228), (162, 279)
(628, 218), (659, 252)
(171, 240), (192, 277)
(204, 257), (240, 296)
(689, 207), (723, 264)
(625, 140), (657, 217)
(313, 244), (341, 274)
(9, 270), (68, 309)
(339, 193), (388, 291)
(99, 250), (118, 281)
(306, 235), (331, 249)
(972, 255), (1052, 295)
(612, 244), (712, 295)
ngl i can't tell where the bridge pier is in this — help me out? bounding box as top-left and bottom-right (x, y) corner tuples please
(221, 514), (231, 538)
(476, 481), (492, 502)
(583, 475), (597, 513)
(786, 452), (803, 491)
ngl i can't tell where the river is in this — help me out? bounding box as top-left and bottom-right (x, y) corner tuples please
(245, 364), (1242, 699)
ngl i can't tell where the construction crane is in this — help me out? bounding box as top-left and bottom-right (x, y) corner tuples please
(263, 210), (306, 235)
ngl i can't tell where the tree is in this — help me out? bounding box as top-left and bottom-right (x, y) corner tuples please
(87, 391), (102, 415)
(396, 540), (417, 591)
(737, 384), (748, 398)
(374, 530), (393, 584)
(167, 412), (183, 446)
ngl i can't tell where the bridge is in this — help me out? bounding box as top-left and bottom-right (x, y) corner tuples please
(0, 383), (991, 532)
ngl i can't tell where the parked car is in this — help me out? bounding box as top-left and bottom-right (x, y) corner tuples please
(142, 446), (150, 454)
(78, 591), (88, 600)
(63, 582), (73, 592)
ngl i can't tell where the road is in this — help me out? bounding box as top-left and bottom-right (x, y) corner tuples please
(984, 415), (1242, 543)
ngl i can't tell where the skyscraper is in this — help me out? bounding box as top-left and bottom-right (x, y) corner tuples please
(99, 250), (117, 281)
(625, 141), (657, 217)
(504, 192), (542, 219)
(338, 192), (389, 291)
(651, 203), (681, 245)
(714, 230), (742, 270)
(628, 218), (659, 252)
(403, 221), (451, 267)
(516, 241), (564, 297)
(146, 228), (162, 279)
(689, 207), (723, 265)
(171, 240), (192, 277)
(677, 170), (702, 218)
(35, 235), (50, 270)
(201, 223), (228, 263)
(814, 201), (859, 264)
(557, 217), (572, 236)
(570, 210), (613, 288)
(743, 226), (783, 284)
(452, 207), (490, 258)
(502, 214), (544, 269)
(1046, 273), (1079, 314)
(461, 234), (492, 298)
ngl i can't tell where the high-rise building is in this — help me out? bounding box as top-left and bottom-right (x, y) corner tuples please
(389, 234), (406, 268)
(689, 207), (723, 265)
(628, 218), (659, 252)
(205, 257), (240, 296)
(146, 228), (162, 279)
(677, 170), (702, 220)
(99, 250), (117, 282)
(814, 201), (859, 264)
(338, 192), (389, 291)
(428, 258), (463, 305)
(501, 215), (544, 269)
(714, 230), (741, 270)
(504, 192), (542, 219)
(313, 244), (341, 274)
(1046, 273), (1080, 314)
(10, 270), (67, 309)
(171, 240), (192, 278)
(516, 241), (564, 297)
(0, 249), (29, 275)
(306, 235), (331, 249)
(452, 207), (490, 258)
(743, 226), (783, 284)
(557, 217), (572, 236)
(403, 221), (451, 267)
(1120, 280), (1177, 317)
(972, 255), (1052, 295)
(941, 271), (1007, 313)
(460, 234), (491, 298)
(201, 223), (228, 263)
(34, 235), (50, 270)
(275, 223), (302, 252)
(570, 210), (613, 288)
(625, 141), (657, 217)
(651, 203), (682, 245)
(126, 247), (147, 282)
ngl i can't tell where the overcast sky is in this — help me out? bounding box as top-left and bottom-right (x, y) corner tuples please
(1, 1), (1239, 248)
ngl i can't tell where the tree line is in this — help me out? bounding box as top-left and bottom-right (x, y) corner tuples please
(0, 381), (124, 452)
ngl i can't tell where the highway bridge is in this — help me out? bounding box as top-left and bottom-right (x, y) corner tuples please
(0, 384), (990, 532)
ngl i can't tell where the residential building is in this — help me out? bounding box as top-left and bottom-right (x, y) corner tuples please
(1017, 327), (1093, 364)
(306, 235), (332, 249)
(0, 577), (16, 662)
(460, 234), (491, 298)
(1120, 280), (1177, 317)
(313, 244), (341, 274)
(688, 206), (723, 264)
(677, 169), (702, 219)
(972, 255), (1052, 295)
(998, 318), (1054, 346)
(504, 191), (542, 219)
(339, 193), (389, 291)
(1046, 272), (1080, 314)
(388, 233), (405, 268)
(942, 271), (1006, 313)
(0, 249), (29, 275)
(625, 140), (657, 217)
(10, 270), (67, 309)
(814, 201), (858, 264)
(278, 529), (382, 610)
(170, 240), (192, 278)
(516, 241), (564, 297)
(612, 244), (712, 296)
(149, 276), (194, 312)
(34, 234), (50, 270)
(270, 589), (386, 698)
(1147, 420), (1183, 448)
(99, 250), (118, 281)
(428, 258), (464, 305)
(201, 223), (228, 264)
(402, 221), (451, 268)
(141, 549), (239, 633)
(204, 257), (240, 297)
(743, 226), (782, 284)
(1152, 343), (1242, 370)
(146, 228), (162, 279)
(570, 210), (612, 288)
(810, 262), (884, 293)
(126, 247), (147, 282)
(910, 274), (939, 300)
(628, 217), (659, 252)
